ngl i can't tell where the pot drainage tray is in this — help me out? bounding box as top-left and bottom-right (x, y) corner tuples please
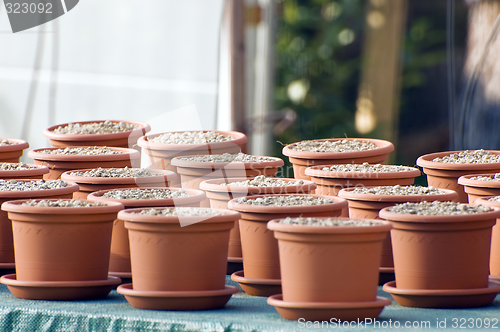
(230, 270), (281, 297)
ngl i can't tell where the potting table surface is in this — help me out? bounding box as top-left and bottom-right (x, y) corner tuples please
(0, 276), (499, 331)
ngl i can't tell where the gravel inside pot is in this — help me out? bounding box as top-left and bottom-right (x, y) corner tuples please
(134, 207), (225, 216)
(287, 139), (378, 152)
(148, 131), (235, 144)
(38, 147), (123, 155)
(488, 196), (500, 202)
(102, 188), (191, 199)
(388, 201), (491, 215)
(279, 217), (382, 226)
(0, 179), (68, 191)
(470, 173), (500, 181)
(351, 185), (445, 195)
(0, 139), (14, 146)
(0, 162), (38, 171)
(178, 153), (275, 163)
(21, 199), (106, 207)
(52, 120), (139, 134)
(69, 167), (162, 177)
(223, 175), (304, 187)
(432, 150), (500, 164)
(237, 195), (333, 206)
(321, 162), (415, 172)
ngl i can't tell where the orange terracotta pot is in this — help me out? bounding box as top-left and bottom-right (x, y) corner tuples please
(87, 187), (206, 275)
(379, 205), (500, 290)
(0, 163), (49, 180)
(282, 138), (394, 181)
(1, 199), (123, 282)
(43, 120), (151, 149)
(268, 218), (392, 303)
(458, 174), (500, 204)
(200, 177), (317, 259)
(0, 139), (29, 163)
(119, 207), (239, 291)
(28, 147), (141, 180)
(473, 197), (500, 276)
(0, 180), (79, 265)
(61, 168), (180, 199)
(417, 151), (500, 203)
(137, 130), (247, 172)
(338, 187), (459, 268)
(227, 194), (348, 280)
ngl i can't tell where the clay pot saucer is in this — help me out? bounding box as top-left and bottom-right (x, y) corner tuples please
(458, 174), (500, 203)
(117, 283), (239, 310)
(0, 274), (121, 300)
(230, 270), (282, 297)
(0, 163), (49, 180)
(382, 280), (500, 308)
(0, 139), (29, 163)
(267, 294), (392, 321)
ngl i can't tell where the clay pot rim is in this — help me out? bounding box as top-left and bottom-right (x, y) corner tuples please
(60, 168), (176, 184)
(0, 163), (49, 177)
(199, 177), (316, 194)
(137, 130), (247, 151)
(458, 173), (500, 189)
(305, 165), (421, 179)
(417, 150), (500, 171)
(227, 193), (348, 213)
(379, 204), (500, 223)
(267, 217), (392, 234)
(282, 138), (394, 160)
(337, 187), (459, 203)
(170, 155), (284, 169)
(43, 120), (151, 142)
(27, 146), (141, 162)
(117, 207), (240, 224)
(87, 187), (206, 207)
(0, 180), (79, 198)
(473, 197), (500, 208)
(1, 198), (124, 215)
(0, 138), (29, 152)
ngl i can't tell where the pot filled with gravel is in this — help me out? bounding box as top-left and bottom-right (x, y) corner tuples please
(28, 146), (141, 180)
(282, 138), (394, 181)
(227, 194), (347, 296)
(417, 149), (500, 203)
(338, 185), (458, 268)
(472, 196), (500, 277)
(137, 130), (247, 172)
(0, 162), (49, 180)
(87, 187), (206, 277)
(458, 173), (500, 203)
(61, 167), (180, 199)
(266, 217), (392, 322)
(43, 120), (151, 149)
(0, 179), (79, 267)
(0, 138), (29, 163)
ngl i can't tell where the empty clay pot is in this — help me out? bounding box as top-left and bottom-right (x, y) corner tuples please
(0, 139), (29, 163)
(458, 173), (500, 204)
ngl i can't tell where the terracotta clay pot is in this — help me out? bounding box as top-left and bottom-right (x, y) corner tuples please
(458, 174), (500, 204)
(473, 197), (500, 276)
(338, 187), (459, 267)
(282, 138), (394, 181)
(379, 205), (500, 290)
(1, 199), (124, 282)
(268, 218), (392, 303)
(118, 207), (239, 291)
(28, 147), (141, 180)
(0, 163), (49, 180)
(137, 130), (247, 172)
(43, 120), (151, 149)
(0, 139), (29, 163)
(61, 168), (180, 199)
(200, 177), (317, 259)
(87, 187), (206, 275)
(227, 194), (348, 280)
(417, 151), (500, 203)
(0, 180), (79, 265)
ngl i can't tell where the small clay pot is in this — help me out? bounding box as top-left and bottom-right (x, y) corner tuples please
(227, 194), (348, 280)
(472, 197), (500, 276)
(137, 130), (247, 172)
(43, 120), (151, 149)
(0, 163), (49, 180)
(1, 199), (124, 282)
(458, 174), (500, 204)
(118, 207), (240, 292)
(282, 138), (394, 180)
(28, 147), (141, 180)
(417, 151), (500, 203)
(61, 168), (180, 199)
(0, 139), (29, 163)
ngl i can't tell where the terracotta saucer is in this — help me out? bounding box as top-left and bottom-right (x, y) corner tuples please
(0, 263), (15, 270)
(228, 257), (243, 263)
(383, 280), (500, 308)
(0, 274), (121, 300)
(267, 294), (392, 321)
(230, 270), (281, 297)
(378, 267), (395, 285)
(108, 271), (132, 279)
(117, 283), (238, 310)
(489, 275), (500, 283)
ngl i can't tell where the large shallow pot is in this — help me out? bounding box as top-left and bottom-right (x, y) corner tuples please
(417, 150), (500, 203)
(137, 130), (247, 172)
(473, 196), (500, 276)
(0, 163), (49, 180)
(61, 168), (179, 199)
(458, 173), (500, 204)
(282, 138), (394, 181)
(43, 120), (151, 149)
(0, 139), (29, 163)
(28, 147), (141, 180)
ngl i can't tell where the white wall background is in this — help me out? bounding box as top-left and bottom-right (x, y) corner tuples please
(0, 0), (224, 162)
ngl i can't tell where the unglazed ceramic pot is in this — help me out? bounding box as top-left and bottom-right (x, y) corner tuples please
(0, 163), (49, 180)
(0, 139), (29, 163)
(458, 174), (500, 203)
(473, 197), (500, 276)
